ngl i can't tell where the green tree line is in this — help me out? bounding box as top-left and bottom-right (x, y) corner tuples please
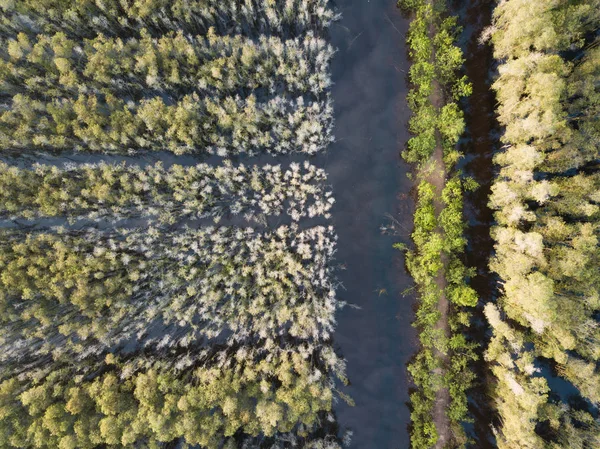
(397, 0), (477, 447)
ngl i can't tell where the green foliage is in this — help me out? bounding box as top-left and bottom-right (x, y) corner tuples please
(488, 0), (600, 445)
(401, 0), (471, 165)
(438, 102), (465, 146)
(399, 0), (476, 446)
(0, 2), (345, 447)
(405, 176), (477, 447)
(393, 242), (408, 252)
(447, 285), (477, 308)
(0, 345), (340, 449)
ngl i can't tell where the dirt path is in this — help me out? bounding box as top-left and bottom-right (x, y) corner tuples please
(429, 149), (451, 449)
(424, 22), (452, 448)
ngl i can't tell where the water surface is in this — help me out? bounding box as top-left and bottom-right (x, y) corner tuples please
(327, 1), (417, 447)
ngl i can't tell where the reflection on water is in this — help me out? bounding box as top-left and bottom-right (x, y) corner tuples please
(326, 0), (417, 447)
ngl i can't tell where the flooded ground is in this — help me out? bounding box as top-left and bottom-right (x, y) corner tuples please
(325, 0), (501, 446)
(0, 5), (418, 445)
(326, 1), (417, 447)
(0, 1), (502, 446)
(458, 0), (499, 446)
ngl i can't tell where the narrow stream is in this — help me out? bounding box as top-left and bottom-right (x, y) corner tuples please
(327, 1), (417, 447)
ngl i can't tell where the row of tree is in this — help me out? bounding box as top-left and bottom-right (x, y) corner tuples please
(1, 93), (332, 155)
(2, 30), (333, 96)
(0, 225), (340, 367)
(0, 160), (333, 223)
(397, 0), (477, 447)
(0, 29), (334, 155)
(0, 0), (338, 40)
(486, 0), (600, 446)
(0, 342), (347, 449)
(403, 178), (477, 449)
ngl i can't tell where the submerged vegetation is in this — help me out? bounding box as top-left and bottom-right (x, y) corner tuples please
(0, 1), (346, 448)
(398, 0), (477, 447)
(0, 0), (598, 447)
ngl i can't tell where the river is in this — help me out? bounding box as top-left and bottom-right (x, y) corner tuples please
(326, 1), (417, 447)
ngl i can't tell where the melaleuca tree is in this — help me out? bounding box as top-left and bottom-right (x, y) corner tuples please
(0, 93), (333, 155)
(484, 304), (549, 449)
(0, 161), (334, 223)
(0, 225), (342, 365)
(1, 29), (334, 96)
(0, 23), (336, 155)
(488, 0), (600, 443)
(0, 0), (339, 39)
(0, 1), (345, 447)
(236, 431), (347, 449)
(0, 343), (346, 449)
(550, 409), (600, 449)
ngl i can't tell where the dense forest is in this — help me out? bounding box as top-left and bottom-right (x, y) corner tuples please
(0, 1), (345, 448)
(0, 0), (598, 448)
(484, 0), (600, 447)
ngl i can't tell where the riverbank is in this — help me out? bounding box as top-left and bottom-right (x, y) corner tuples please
(397, 0), (478, 446)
